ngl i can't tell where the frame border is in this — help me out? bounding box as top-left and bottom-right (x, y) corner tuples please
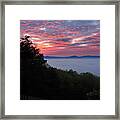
(0, 0), (119, 119)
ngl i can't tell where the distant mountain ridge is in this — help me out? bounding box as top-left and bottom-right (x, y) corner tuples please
(45, 55), (100, 59)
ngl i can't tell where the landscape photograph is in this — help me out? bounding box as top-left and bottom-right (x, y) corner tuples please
(20, 20), (100, 100)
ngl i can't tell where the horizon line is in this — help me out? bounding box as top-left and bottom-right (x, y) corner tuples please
(44, 55), (100, 57)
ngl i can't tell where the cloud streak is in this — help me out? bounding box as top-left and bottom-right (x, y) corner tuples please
(20, 20), (100, 56)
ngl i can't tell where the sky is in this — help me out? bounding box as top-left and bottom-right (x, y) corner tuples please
(20, 20), (100, 56)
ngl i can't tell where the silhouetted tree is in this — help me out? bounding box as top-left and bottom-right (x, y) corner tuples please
(20, 35), (47, 98)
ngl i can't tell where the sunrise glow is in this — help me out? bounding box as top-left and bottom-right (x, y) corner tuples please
(20, 20), (100, 56)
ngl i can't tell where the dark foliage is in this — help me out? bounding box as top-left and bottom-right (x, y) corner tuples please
(20, 36), (100, 100)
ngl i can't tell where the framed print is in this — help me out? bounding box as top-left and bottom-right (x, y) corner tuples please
(0, 0), (119, 119)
